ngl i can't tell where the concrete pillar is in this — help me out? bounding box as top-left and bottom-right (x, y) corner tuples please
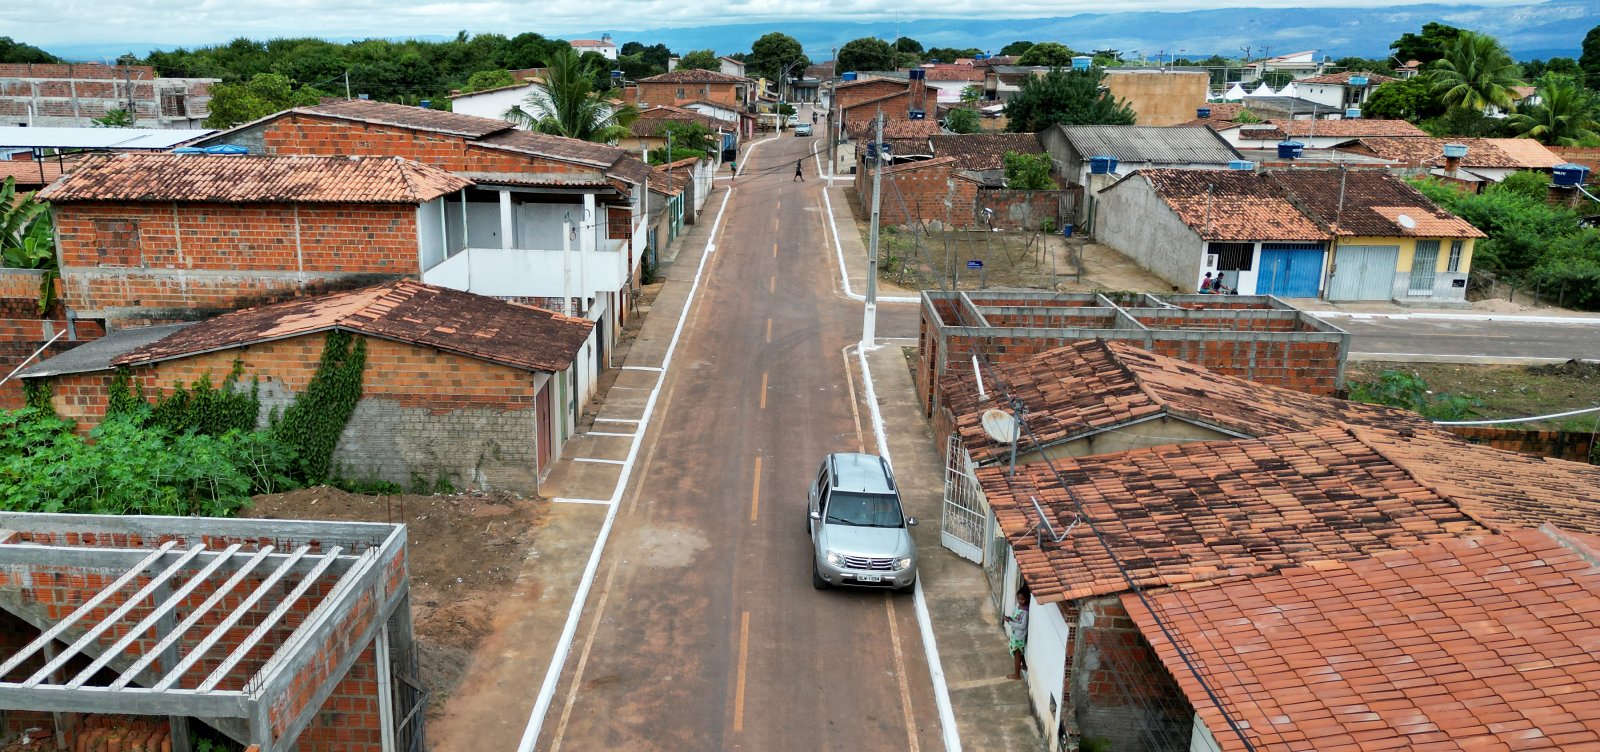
(582, 193), (597, 254)
(499, 190), (515, 249)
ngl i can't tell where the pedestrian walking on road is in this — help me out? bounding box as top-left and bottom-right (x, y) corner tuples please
(794, 161), (804, 182)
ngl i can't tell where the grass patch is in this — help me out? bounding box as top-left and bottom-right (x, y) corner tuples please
(1347, 360), (1600, 431)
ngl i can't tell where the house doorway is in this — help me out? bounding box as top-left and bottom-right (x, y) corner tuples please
(1328, 245), (1400, 300)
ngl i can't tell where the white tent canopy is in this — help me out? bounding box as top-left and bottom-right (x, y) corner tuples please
(1247, 83), (1277, 97)
(1223, 83), (1248, 101)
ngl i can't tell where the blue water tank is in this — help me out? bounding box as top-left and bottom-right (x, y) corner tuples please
(908, 109), (926, 120)
(1088, 155), (1119, 174)
(1071, 56), (1093, 71)
(419, 99), (432, 109)
(1197, 107), (1212, 119)
(1345, 108), (1362, 119)
(909, 69), (926, 80)
(974, 53), (986, 60)
(842, 71), (858, 81)
(1276, 141), (1304, 159)
(1348, 75), (1369, 86)
(611, 70), (623, 79)
(1228, 160), (1256, 171)
(171, 146), (204, 154)
(1553, 163), (1590, 186)
(202, 144), (248, 156)
(1442, 143), (1469, 159)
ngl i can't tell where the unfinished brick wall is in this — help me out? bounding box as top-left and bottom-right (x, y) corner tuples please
(975, 190), (1069, 232)
(834, 80), (936, 112)
(38, 331), (542, 492)
(0, 272), (101, 409)
(635, 81), (743, 109)
(0, 610), (54, 736)
(1069, 596), (1192, 750)
(251, 115), (598, 177)
(854, 160), (980, 228)
(54, 201), (420, 324)
(1445, 426), (1596, 464)
(0, 526), (406, 752)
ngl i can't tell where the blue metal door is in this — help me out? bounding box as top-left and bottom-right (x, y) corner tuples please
(1258, 244), (1325, 298)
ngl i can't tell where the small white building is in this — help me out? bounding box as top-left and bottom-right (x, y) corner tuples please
(570, 34), (618, 61)
(1294, 70), (1396, 111)
(447, 80), (539, 122)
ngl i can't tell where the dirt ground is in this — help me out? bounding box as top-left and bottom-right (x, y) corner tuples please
(245, 487), (547, 715)
(1347, 360), (1600, 430)
(868, 224), (1171, 294)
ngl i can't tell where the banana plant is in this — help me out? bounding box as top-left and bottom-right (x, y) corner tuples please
(1, 177), (59, 313)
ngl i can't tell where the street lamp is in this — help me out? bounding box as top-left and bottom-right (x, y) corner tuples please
(778, 58), (806, 131)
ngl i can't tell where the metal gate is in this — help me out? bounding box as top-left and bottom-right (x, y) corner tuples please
(941, 435), (988, 564)
(1409, 240), (1440, 296)
(1258, 243), (1326, 298)
(1328, 245), (1400, 300)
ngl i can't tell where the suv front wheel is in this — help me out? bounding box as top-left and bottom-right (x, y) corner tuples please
(812, 560), (830, 590)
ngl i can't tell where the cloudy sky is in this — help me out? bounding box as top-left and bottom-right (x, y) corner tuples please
(1, 0), (1528, 50)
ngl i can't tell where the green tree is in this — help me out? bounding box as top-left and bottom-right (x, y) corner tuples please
(93, 109), (135, 127)
(1390, 22), (1464, 66)
(927, 47), (982, 62)
(1362, 77), (1447, 121)
(894, 37), (924, 57)
(1260, 70), (1296, 89)
(837, 37), (897, 73)
(1509, 76), (1600, 145)
(1333, 56), (1392, 72)
(678, 49), (721, 71)
(1000, 41), (1036, 57)
(1017, 42), (1079, 67)
(505, 46), (638, 143)
(1003, 151), (1058, 189)
(1428, 31), (1523, 113)
(1005, 67), (1135, 132)
(748, 32), (807, 82)
(0, 37), (60, 64)
(960, 85), (983, 103)
(204, 72), (325, 128)
(1521, 57), (1582, 80)
(945, 108), (980, 134)
(463, 69), (516, 92)
(648, 121), (715, 163)
(1582, 25), (1600, 87)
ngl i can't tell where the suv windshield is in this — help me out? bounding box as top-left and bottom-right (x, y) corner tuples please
(825, 492), (904, 528)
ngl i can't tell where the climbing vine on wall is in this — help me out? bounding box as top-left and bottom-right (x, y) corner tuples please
(270, 330), (367, 483)
(21, 380), (53, 415)
(147, 362), (261, 437)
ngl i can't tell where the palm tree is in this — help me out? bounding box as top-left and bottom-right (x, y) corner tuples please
(1510, 77), (1600, 145)
(504, 47), (638, 143)
(1428, 31), (1524, 114)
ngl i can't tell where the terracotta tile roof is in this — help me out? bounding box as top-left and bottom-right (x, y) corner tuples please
(1297, 70), (1397, 86)
(630, 108), (725, 137)
(981, 425), (1499, 604)
(37, 153), (470, 204)
(1127, 526), (1600, 752)
(301, 99), (513, 138)
(1266, 169), (1485, 238)
(640, 69), (751, 84)
(0, 159), (65, 186)
(649, 162), (691, 196)
(1355, 137), (1564, 169)
(1274, 118), (1426, 138)
(1194, 102), (1246, 121)
(118, 280), (594, 374)
(921, 65), (985, 82)
(943, 340), (1433, 465)
(1128, 169), (1330, 241)
(847, 119), (944, 140)
(928, 133), (1043, 171)
(881, 155), (958, 175)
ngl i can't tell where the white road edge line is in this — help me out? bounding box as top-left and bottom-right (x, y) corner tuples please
(520, 143), (760, 750)
(818, 159), (919, 306)
(551, 497), (611, 506)
(1311, 311), (1600, 325)
(852, 342), (962, 752)
(573, 458), (627, 465)
(591, 417), (641, 424)
(622, 365), (663, 371)
(583, 431), (636, 438)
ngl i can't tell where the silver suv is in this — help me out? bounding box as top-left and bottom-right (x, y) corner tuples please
(807, 453), (918, 591)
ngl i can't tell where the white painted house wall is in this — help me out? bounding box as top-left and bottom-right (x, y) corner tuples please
(1094, 175), (1205, 290)
(1025, 596), (1070, 749)
(449, 84), (537, 122)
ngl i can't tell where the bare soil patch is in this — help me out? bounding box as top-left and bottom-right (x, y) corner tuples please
(244, 486), (546, 714)
(1347, 360), (1600, 430)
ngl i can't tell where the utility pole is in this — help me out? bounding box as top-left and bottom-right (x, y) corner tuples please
(345, 70), (352, 100)
(862, 111), (883, 348)
(829, 46), (839, 176)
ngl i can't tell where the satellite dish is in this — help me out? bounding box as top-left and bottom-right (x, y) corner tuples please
(981, 409), (1020, 444)
(1397, 214), (1417, 230)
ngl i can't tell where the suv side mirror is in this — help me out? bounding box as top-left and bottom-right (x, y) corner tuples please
(810, 510), (822, 520)
(906, 517), (919, 527)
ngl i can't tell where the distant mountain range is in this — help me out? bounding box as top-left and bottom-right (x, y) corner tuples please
(45, 0), (1597, 65)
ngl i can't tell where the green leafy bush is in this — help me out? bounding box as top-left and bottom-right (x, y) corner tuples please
(1348, 370), (1480, 420)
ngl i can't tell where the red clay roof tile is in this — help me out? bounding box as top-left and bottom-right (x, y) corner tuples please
(37, 153), (470, 204)
(116, 280), (593, 373)
(1128, 169), (1330, 242)
(1266, 169), (1485, 238)
(1127, 526), (1600, 752)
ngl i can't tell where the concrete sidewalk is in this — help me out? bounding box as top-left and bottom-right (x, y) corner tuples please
(861, 343), (1046, 752)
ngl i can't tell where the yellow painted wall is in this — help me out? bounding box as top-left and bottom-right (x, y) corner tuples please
(1103, 71), (1210, 126)
(1339, 235), (1476, 274)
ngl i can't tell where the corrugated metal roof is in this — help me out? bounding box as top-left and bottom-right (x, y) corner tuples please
(39, 153), (472, 204)
(18, 324), (192, 379)
(0, 127), (216, 150)
(1055, 125), (1242, 165)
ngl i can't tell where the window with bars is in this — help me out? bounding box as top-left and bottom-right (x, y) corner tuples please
(1447, 240), (1464, 272)
(1207, 242), (1254, 271)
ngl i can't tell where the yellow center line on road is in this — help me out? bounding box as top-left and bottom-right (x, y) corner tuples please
(769, 276), (775, 294)
(759, 372), (768, 409)
(733, 610), (751, 732)
(750, 456), (762, 522)
(765, 318), (772, 343)
(773, 241), (778, 258)
(885, 595), (921, 752)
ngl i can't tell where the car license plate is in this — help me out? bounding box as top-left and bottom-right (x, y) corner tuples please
(856, 574), (883, 583)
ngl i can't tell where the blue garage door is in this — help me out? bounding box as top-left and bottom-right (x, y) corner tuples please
(1258, 243), (1325, 298)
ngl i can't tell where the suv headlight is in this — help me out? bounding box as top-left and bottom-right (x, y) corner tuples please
(895, 556), (914, 571)
(825, 551), (845, 567)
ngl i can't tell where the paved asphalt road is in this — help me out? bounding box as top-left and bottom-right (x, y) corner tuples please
(537, 115), (942, 751)
(1323, 314), (1600, 361)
